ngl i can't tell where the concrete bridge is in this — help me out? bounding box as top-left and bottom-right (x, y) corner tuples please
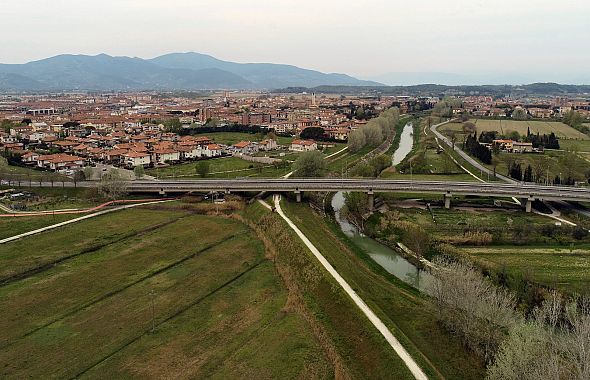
(121, 179), (590, 212)
(6, 178), (590, 212)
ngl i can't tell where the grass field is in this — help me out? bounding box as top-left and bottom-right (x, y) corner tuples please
(279, 200), (486, 379)
(202, 131), (294, 146)
(373, 203), (579, 246)
(380, 118), (484, 182)
(463, 246), (590, 294)
(1, 187), (103, 212)
(558, 139), (590, 152)
(0, 214), (80, 239)
(0, 204), (333, 378)
(326, 145), (373, 174)
(493, 149), (589, 183)
(146, 156), (291, 179)
(0, 157), (68, 182)
(443, 119), (590, 140)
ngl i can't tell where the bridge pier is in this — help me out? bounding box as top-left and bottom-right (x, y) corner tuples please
(295, 190), (302, 203)
(367, 190), (374, 212)
(159, 188), (166, 196)
(444, 192), (452, 210)
(525, 198), (533, 213)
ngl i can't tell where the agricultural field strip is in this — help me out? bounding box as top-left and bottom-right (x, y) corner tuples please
(0, 199), (175, 244)
(273, 195), (428, 380)
(70, 258), (265, 379)
(0, 225), (248, 349)
(0, 214), (187, 286)
(469, 119), (589, 140)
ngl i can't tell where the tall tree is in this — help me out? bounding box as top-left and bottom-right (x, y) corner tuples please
(293, 151), (326, 177)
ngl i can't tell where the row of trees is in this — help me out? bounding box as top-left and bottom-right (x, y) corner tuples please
(564, 110), (588, 135)
(348, 107), (401, 153)
(350, 154), (391, 178)
(430, 258), (590, 379)
(478, 129), (560, 149)
(464, 133), (492, 164)
(432, 98), (463, 118)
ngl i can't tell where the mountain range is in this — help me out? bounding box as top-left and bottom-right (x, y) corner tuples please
(367, 72), (590, 86)
(0, 52), (381, 91)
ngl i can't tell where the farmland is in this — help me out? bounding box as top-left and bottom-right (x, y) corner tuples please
(439, 119), (590, 182)
(1, 197), (485, 379)
(0, 204), (334, 378)
(0, 214), (79, 240)
(463, 246), (590, 294)
(442, 119), (589, 140)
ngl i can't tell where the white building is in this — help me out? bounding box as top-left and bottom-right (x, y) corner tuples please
(290, 139), (317, 152)
(259, 139), (278, 151)
(124, 152), (151, 167)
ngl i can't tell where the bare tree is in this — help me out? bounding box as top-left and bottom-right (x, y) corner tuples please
(348, 129), (366, 153)
(532, 155), (549, 183)
(98, 169), (127, 200)
(428, 257), (519, 361)
(362, 123), (383, 147)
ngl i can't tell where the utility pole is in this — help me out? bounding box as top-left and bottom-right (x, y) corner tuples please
(150, 289), (156, 333)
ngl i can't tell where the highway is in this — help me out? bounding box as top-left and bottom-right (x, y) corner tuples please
(117, 179), (590, 203)
(6, 178), (590, 204)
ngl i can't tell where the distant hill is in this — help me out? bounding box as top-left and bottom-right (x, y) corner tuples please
(274, 83), (590, 97)
(368, 72), (590, 86)
(150, 52), (382, 89)
(0, 52), (381, 91)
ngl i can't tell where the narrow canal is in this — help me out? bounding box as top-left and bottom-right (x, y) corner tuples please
(331, 122), (434, 291)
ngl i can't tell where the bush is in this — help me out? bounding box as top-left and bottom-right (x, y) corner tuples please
(572, 226), (589, 240)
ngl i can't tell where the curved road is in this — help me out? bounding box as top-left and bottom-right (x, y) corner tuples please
(430, 120), (516, 184)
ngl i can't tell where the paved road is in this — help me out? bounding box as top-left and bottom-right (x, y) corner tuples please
(123, 179), (590, 202)
(273, 195), (427, 380)
(6, 178), (590, 202)
(430, 120), (516, 184)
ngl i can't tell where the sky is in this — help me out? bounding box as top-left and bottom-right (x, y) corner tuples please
(2, 0), (589, 84)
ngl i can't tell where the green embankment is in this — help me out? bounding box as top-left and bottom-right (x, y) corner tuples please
(279, 199), (487, 379)
(243, 202), (418, 379)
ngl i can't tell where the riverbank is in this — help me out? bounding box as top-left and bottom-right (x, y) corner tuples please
(280, 199), (486, 379)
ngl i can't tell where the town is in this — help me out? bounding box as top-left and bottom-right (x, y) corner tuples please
(2, 1), (590, 379)
(2, 91), (589, 180)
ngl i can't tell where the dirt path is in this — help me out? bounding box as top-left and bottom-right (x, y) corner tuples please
(273, 194), (428, 380)
(0, 199), (176, 244)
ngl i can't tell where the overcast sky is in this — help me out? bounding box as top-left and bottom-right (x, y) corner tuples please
(2, 0), (589, 83)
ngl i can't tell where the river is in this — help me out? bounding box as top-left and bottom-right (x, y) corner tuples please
(332, 122), (434, 292)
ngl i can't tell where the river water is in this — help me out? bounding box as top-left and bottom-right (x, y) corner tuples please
(331, 123), (434, 292)
(392, 122), (414, 166)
